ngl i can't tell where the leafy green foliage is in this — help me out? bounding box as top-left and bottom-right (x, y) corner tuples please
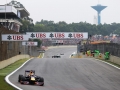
(33, 39), (42, 47)
(34, 20), (120, 36)
(19, 20), (34, 33)
(20, 19), (120, 36)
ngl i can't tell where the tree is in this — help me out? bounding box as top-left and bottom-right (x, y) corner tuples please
(19, 20), (34, 33)
(28, 19), (120, 36)
(33, 39), (42, 47)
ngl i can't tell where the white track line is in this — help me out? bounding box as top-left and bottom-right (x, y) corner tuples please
(95, 59), (120, 70)
(69, 51), (76, 58)
(5, 58), (33, 90)
(69, 55), (71, 58)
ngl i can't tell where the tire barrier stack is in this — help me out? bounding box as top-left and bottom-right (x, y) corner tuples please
(85, 50), (110, 60)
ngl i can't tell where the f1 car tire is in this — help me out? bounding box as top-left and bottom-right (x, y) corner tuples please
(38, 77), (44, 82)
(40, 78), (44, 86)
(41, 83), (44, 86)
(37, 77), (44, 86)
(20, 76), (27, 84)
(18, 75), (26, 84)
(41, 78), (44, 82)
(18, 75), (23, 82)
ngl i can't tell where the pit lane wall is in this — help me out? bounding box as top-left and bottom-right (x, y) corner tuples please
(0, 24), (25, 61)
(0, 24), (30, 69)
(0, 54), (30, 69)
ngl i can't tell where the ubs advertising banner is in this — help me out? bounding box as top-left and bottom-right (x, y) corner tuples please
(2, 34), (29, 41)
(26, 32), (88, 39)
(22, 41), (38, 46)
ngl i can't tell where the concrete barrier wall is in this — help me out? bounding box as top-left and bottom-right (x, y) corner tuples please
(94, 54), (120, 65)
(0, 54), (30, 69)
(110, 55), (120, 65)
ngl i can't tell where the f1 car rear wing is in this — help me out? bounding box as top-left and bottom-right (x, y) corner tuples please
(25, 70), (35, 73)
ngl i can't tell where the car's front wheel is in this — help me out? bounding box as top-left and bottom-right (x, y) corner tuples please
(18, 75), (23, 82)
(38, 78), (44, 86)
(40, 78), (44, 86)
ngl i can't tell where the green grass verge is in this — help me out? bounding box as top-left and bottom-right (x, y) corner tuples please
(0, 58), (29, 90)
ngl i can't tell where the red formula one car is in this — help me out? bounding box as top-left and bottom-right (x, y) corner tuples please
(18, 70), (44, 86)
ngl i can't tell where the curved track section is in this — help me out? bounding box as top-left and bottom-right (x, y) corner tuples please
(9, 46), (120, 90)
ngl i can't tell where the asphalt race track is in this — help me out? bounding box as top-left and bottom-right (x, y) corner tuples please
(9, 46), (120, 90)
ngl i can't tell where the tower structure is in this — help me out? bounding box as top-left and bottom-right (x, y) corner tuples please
(93, 15), (97, 25)
(91, 4), (107, 25)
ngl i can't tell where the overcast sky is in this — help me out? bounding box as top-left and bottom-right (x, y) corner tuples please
(1, 0), (120, 24)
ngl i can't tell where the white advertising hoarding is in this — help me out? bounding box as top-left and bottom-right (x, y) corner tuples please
(1, 32), (88, 41)
(0, 6), (17, 15)
(26, 32), (88, 39)
(2, 34), (29, 41)
(52, 40), (64, 43)
(22, 41), (38, 46)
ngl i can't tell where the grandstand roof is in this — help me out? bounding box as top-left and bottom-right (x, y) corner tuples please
(16, 7), (30, 18)
(8, 0), (30, 18)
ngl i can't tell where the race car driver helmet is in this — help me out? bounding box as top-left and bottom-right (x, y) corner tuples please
(29, 70), (34, 76)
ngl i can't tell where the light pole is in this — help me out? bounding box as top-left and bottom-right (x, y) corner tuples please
(77, 41), (81, 58)
(5, 0), (7, 28)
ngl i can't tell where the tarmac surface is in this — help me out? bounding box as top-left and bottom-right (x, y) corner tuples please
(9, 46), (120, 90)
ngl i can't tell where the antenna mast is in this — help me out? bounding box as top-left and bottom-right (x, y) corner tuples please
(98, 0), (100, 4)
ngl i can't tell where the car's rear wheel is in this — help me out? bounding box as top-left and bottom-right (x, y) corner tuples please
(41, 78), (44, 82)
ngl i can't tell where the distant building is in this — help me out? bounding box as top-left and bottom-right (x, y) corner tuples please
(0, 0), (33, 32)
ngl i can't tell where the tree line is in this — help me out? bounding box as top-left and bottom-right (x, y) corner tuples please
(19, 19), (120, 36)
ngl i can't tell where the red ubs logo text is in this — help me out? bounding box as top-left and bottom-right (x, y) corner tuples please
(12, 35), (23, 40)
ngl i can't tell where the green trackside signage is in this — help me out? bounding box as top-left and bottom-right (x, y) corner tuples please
(104, 52), (110, 60)
(94, 50), (100, 57)
(94, 50), (110, 60)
